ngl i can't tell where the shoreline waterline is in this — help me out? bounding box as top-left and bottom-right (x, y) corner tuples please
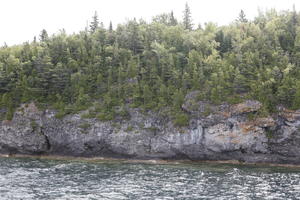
(1, 153), (300, 168)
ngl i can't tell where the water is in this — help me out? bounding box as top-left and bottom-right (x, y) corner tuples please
(0, 158), (299, 200)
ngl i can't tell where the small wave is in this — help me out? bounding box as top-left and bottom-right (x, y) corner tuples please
(0, 157), (299, 200)
(226, 167), (242, 177)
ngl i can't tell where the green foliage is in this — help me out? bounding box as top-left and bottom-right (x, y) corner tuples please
(1, 93), (14, 120)
(226, 95), (243, 105)
(55, 110), (67, 119)
(144, 126), (159, 132)
(125, 125), (134, 132)
(173, 113), (189, 127)
(81, 110), (97, 119)
(79, 123), (91, 130)
(117, 107), (131, 120)
(90, 11), (99, 33)
(97, 111), (115, 121)
(30, 120), (39, 132)
(246, 112), (256, 121)
(202, 105), (212, 117)
(237, 10), (248, 23)
(265, 128), (274, 139)
(75, 88), (91, 110)
(292, 81), (300, 109)
(79, 123), (91, 134)
(5, 106), (14, 121)
(183, 2), (193, 30)
(0, 8), (300, 121)
(173, 89), (185, 110)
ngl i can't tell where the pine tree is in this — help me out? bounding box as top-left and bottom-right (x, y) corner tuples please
(143, 85), (152, 107)
(237, 10), (248, 23)
(170, 11), (178, 26)
(107, 21), (115, 45)
(2, 8), (300, 119)
(128, 18), (143, 54)
(39, 29), (48, 42)
(183, 2), (193, 30)
(109, 21), (113, 32)
(292, 85), (300, 109)
(90, 11), (99, 33)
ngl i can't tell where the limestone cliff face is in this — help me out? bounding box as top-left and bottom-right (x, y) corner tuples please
(1, 93), (300, 164)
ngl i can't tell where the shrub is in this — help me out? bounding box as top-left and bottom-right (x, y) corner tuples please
(202, 105), (212, 117)
(246, 112), (256, 121)
(54, 104), (78, 119)
(227, 95), (242, 104)
(118, 107), (131, 120)
(81, 110), (97, 119)
(97, 111), (115, 121)
(30, 120), (39, 131)
(173, 113), (189, 127)
(79, 123), (91, 130)
(265, 128), (273, 138)
(125, 125), (134, 132)
(144, 126), (159, 132)
(5, 106), (14, 121)
(55, 111), (66, 119)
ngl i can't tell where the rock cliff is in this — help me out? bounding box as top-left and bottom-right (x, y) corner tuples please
(1, 92), (300, 164)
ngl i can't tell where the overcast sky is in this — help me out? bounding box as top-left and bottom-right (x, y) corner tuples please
(0, 0), (298, 45)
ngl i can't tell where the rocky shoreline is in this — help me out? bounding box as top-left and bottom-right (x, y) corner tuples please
(1, 154), (300, 168)
(1, 92), (300, 165)
(0, 153), (299, 169)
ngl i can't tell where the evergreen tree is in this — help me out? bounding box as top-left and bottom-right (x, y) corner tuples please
(40, 29), (48, 42)
(292, 81), (300, 109)
(1, 8), (300, 121)
(183, 2), (193, 30)
(237, 10), (248, 23)
(128, 18), (143, 54)
(109, 21), (113, 32)
(170, 11), (178, 26)
(90, 11), (99, 33)
(173, 89), (183, 108)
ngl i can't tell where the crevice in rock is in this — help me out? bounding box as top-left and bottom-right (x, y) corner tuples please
(40, 127), (51, 151)
(1, 144), (18, 155)
(44, 134), (51, 151)
(228, 122), (234, 130)
(171, 147), (195, 161)
(239, 147), (246, 154)
(96, 140), (106, 152)
(84, 143), (94, 151)
(201, 127), (206, 146)
(148, 138), (152, 153)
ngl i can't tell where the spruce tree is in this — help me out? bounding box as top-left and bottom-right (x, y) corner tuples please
(90, 11), (99, 33)
(109, 21), (113, 32)
(128, 18), (142, 54)
(1, 8), (300, 119)
(183, 2), (193, 30)
(170, 11), (178, 26)
(39, 29), (48, 42)
(237, 10), (248, 23)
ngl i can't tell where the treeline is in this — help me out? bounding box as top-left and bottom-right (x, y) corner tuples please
(1, 5), (300, 122)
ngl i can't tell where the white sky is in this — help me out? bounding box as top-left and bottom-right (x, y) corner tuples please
(0, 0), (298, 45)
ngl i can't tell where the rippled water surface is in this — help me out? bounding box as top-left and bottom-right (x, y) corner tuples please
(0, 158), (300, 199)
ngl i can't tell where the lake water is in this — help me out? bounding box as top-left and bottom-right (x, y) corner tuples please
(0, 157), (299, 199)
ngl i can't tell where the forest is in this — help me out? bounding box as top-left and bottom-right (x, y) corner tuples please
(1, 4), (300, 125)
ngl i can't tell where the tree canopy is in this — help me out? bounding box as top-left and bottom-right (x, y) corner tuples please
(0, 6), (300, 121)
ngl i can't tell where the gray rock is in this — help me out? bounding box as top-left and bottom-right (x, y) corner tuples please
(0, 105), (49, 154)
(0, 99), (300, 165)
